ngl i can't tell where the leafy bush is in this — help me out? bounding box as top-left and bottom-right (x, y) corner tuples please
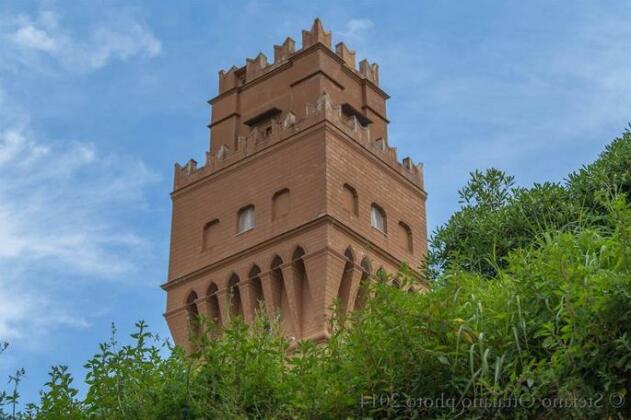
(429, 126), (631, 278)
(2, 128), (630, 419)
(3, 199), (629, 418)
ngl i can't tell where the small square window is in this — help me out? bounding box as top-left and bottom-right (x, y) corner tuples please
(371, 204), (386, 233)
(238, 205), (255, 233)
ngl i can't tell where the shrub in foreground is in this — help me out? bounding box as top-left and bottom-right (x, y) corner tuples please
(429, 126), (631, 279)
(2, 128), (630, 419)
(2, 198), (630, 419)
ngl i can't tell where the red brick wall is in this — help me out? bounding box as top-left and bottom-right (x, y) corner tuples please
(164, 20), (427, 349)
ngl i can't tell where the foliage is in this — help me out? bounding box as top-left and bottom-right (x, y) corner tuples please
(3, 199), (630, 418)
(568, 126), (631, 213)
(428, 126), (631, 278)
(1, 128), (630, 419)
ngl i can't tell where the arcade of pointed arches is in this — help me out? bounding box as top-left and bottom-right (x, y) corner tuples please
(182, 244), (408, 339)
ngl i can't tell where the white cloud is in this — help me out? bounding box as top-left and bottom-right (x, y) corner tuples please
(0, 90), (158, 341)
(1, 10), (161, 72)
(339, 18), (373, 39)
(0, 125), (157, 275)
(87, 24), (161, 70)
(0, 283), (90, 341)
(10, 24), (57, 53)
(0, 7), (162, 344)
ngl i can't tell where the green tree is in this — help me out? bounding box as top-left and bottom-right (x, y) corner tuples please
(3, 127), (631, 419)
(428, 126), (631, 278)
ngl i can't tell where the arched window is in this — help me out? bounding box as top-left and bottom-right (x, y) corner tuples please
(342, 184), (358, 217)
(202, 219), (219, 251)
(398, 221), (413, 252)
(370, 203), (387, 233)
(272, 189), (290, 220)
(237, 205), (255, 233)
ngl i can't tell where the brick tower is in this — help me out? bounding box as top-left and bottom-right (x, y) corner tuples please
(163, 19), (428, 349)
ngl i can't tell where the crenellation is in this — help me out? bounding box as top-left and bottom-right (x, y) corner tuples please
(218, 66), (241, 94)
(176, 92), (422, 190)
(274, 37), (296, 63)
(216, 144), (230, 160)
(215, 18), (381, 97)
(245, 53), (269, 82)
(185, 159), (197, 173)
(335, 42), (356, 69)
(302, 17), (332, 49)
(359, 59), (379, 85)
(416, 162), (425, 189)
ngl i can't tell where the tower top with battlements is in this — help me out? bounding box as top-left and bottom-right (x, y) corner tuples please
(174, 18), (422, 193)
(165, 18), (428, 350)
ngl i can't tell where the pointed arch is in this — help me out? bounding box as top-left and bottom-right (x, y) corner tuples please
(292, 246), (312, 336)
(206, 282), (222, 330)
(207, 283), (218, 295)
(360, 256), (372, 274)
(249, 264), (262, 276)
(186, 291), (201, 337)
(354, 257), (372, 311)
(270, 255), (284, 314)
(269, 255), (296, 337)
(227, 273), (243, 319)
(344, 246), (355, 263)
(292, 246), (306, 260)
(248, 265), (264, 313)
(336, 247), (355, 316)
(270, 255), (283, 270)
(186, 290), (199, 305)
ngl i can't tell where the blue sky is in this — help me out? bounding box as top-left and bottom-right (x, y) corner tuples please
(0, 0), (629, 406)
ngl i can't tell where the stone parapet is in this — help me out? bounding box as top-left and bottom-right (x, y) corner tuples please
(175, 91), (423, 191)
